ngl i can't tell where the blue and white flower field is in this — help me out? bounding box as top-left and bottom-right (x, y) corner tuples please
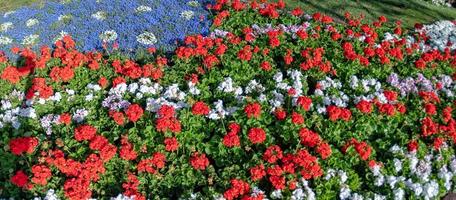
(0, 0), (212, 53)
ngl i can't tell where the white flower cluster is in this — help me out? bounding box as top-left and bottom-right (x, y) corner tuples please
(135, 5), (152, 13)
(0, 22), (13, 32)
(92, 11), (107, 21)
(136, 32), (157, 45)
(420, 20), (456, 51)
(369, 144), (456, 200)
(180, 10), (195, 20)
(99, 30), (118, 42)
(0, 36), (13, 45)
(22, 34), (39, 46)
(0, 90), (35, 129)
(26, 18), (39, 27)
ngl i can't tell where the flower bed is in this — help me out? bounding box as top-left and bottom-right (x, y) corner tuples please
(0, 0), (212, 54)
(0, 0), (456, 199)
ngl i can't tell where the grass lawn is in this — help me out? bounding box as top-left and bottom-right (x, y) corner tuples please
(281, 0), (456, 28)
(1, 0), (456, 28)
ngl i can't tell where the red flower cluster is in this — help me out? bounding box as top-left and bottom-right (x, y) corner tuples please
(9, 137), (38, 155)
(11, 170), (29, 188)
(248, 127), (266, 144)
(164, 137), (179, 152)
(192, 101), (210, 115)
(74, 124), (97, 141)
(296, 96), (312, 111)
(26, 78), (54, 99)
(244, 102), (262, 118)
(291, 112), (304, 125)
(190, 152), (210, 170)
(31, 165), (52, 185)
(356, 100), (373, 114)
(1, 66), (22, 83)
(327, 105), (352, 121)
(343, 138), (372, 161)
(155, 105), (181, 133)
(223, 179), (251, 200)
(125, 104), (144, 122)
(299, 128), (320, 147)
(122, 173), (145, 200)
(263, 145), (283, 163)
(119, 136), (137, 161)
(223, 123), (241, 147)
(138, 152), (166, 174)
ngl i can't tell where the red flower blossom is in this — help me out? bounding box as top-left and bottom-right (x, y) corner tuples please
(269, 175), (285, 189)
(59, 113), (72, 125)
(407, 140), (419, 152)
(164, 137), (179, 152)
(260, 61), (272, 71)
(383, 90), (398, 102)
(74, 125), (97, 141)
(274, 109), (287, 120)
(316, 142), (332, 159)
(11, 170), (28, 188)
(192, 101), (210, 115)
(296, 96), (312, 111)
(291, 112), (304, 125)
(9, 137), (39, 155)
(244, 102), (262, 119)
(327, 105), (341, 121)
(223, 132), (241, 148)
(250, 164), (266, 181)
(190, 152), (210, 170)
(248, 127), (266, 144)
(125, 104), (144, 122)
(299, 128), (320, 147)
(263, 145), (283, 163)
(31, 165), (51, 185)
(158, 105), (175, 118)
(110, 111), (126, 125)
(120, 136), (137, 161)
(223, 179), (250, 200)
(356, 100), (372, 114)
(1, 66), (21, 84)
(421, 117), (438, 137)
(424, 103), (437, 115)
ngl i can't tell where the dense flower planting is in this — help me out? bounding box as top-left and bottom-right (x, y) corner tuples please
(0, 0), (212, 54)
(0, 0), (456, 199)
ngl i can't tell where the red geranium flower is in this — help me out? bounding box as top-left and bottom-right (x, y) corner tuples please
(192, 101), (210, 115)
(125, 104), (144, 122)
(244, 102), (262, 119)
(164, 137), (179, 152)
(9, 137), (39, 155)
(190, 152), (210, 170)
(11, 170), (29, 188)
(248, 127), (266, 144)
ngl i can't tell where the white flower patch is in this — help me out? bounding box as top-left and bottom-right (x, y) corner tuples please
(0, 22), (13, 32)
(0, 36), (13, 45)
(135, 5), (152, 13)
(136, 32), (157, 45)
(73, 108), (89, 123)
(187, 1), (200, 7)
(21, 34), (39, 46)
(92, 11), (107, 21)
(421, 20), (456, 51)
(26, 18), (39, 27)
(180, 10), (195, 20)
(100, 30), (118, 42)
